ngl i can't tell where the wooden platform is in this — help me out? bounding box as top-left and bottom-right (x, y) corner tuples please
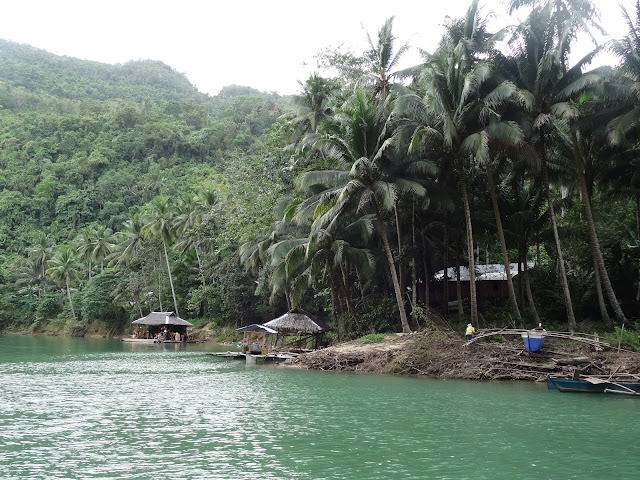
(121, 338), (198, 344)
(206, 351), (295, 364)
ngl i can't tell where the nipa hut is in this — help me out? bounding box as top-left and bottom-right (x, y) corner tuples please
(263, 309), (330, 351)
(132, 311), (193, 340)
(235, 324), (277, 354)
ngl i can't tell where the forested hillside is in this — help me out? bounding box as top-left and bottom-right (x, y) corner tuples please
(1, 0), (640, 343)
(0, 39), (293, 334)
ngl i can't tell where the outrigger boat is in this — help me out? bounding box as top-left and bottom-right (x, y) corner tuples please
(546, 374), (640, 396)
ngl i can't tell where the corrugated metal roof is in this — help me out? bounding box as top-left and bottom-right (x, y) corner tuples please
(434, 263), (536, 281)
(132, 311), (193, 326)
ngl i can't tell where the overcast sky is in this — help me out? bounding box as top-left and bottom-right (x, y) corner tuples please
(2, 0), (635, 96)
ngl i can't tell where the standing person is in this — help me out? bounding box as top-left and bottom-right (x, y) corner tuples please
(465, 323), (475, 341)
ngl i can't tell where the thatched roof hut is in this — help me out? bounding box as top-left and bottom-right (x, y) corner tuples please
(132, 311), (193, 327)
(263, 310), (329, 350)
(263, 310), (329, 333)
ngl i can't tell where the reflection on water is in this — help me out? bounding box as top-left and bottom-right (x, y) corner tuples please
(1, 335), (638, 479)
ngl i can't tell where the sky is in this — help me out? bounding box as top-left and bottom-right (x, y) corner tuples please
(2, 0), (637, 96)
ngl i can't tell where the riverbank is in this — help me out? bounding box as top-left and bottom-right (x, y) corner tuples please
(284, 329), (640, 382)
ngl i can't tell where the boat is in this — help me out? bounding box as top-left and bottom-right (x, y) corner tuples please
(546, 375), (640, 395)
(521, 330), (546, 351)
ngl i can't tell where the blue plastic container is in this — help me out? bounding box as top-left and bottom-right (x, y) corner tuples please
(521, 333), (546, 352)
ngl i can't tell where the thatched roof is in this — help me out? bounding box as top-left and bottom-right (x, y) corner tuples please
(263, 310), (329, 333)
(236, 324), (277, 334)
(132, 311), (193, 327)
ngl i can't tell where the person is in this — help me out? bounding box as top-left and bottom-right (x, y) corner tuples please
(465, 323), (475, 341)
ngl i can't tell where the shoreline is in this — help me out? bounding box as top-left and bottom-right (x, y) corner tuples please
(4, 328), (639, 382)
(283, 330), (640, 382)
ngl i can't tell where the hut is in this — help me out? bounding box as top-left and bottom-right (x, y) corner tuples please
(263, 309), (330, 351)
(235, 324), (277, 354)
(131, 311), (193, 341)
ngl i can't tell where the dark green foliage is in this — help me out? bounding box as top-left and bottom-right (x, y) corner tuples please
(80, 270), (124, 322)
(2, 4), (640, 339)
(36, 294), (62, 324)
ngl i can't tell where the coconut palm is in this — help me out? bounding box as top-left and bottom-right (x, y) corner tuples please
(298, 89), (431, 333)
(288, 73), (339, 137)
(46, 245), (81, 321)
(506, 0), (627, 327)
(28, 233), (54, 283)
(360, 16), (411, 99)
(143, 196), (180, 316)
(395, 0), (525, 325)
(76, 227), (97, 280)
(92, 225), (114, 273)
(110, 214), (146, 271)
(16, 257), (47, 298)
(609, 1), (640, 146)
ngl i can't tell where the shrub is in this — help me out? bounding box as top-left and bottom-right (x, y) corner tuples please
(355, 333), (395, 345)
(604, 326), (640, 352)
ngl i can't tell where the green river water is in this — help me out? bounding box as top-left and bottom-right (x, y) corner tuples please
(0, 335), (638, 479)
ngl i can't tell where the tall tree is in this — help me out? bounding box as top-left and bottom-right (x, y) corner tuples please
(143, 196), (180, 316)
(298, 90), (431, 332)
(397, 0), (524, 325)
(46, 245), (81, 321)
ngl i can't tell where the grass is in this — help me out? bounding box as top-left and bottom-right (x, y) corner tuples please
(354, 333), (396, 345)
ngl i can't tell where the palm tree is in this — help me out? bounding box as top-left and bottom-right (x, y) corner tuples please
(28, 233), (54, 284)
(16, 257), (46, 298)
(298, 90), (431, 333)
(46, 245), (81, 321)
(506, 0), (627, 328)
(288, 73), (339, 137)
(609, 1), (640, 146)
(92, 225), (114, 273)
(485, 156), (523, 320)
(76, 227), (97, 280)
(143, 196), (180, 316)
(110, 215), (146, 271)
(396, 0), (524, 325)
(360, 16), (411, 99)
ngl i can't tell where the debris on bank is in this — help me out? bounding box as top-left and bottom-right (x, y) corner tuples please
(285, 330), (640, 382)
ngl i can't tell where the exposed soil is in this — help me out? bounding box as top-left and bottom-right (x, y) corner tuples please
(285, 330), (640, 382)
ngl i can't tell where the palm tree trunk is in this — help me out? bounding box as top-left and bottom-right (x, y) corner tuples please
(518, 245), (524, 307)
(571, 130), (626, 324)
(394, 203), (405, 295)
(195, 245), (205, 284)
(411, 200), (418, 322)
(592, 261), (610, 323)
(636, 194), (640, 240)
(443, 223), (449, 314)
(330, 279), (341, 340)
(540, 134), (576, 333)
(486, 163), (521, 320)
(65, 277), (76, 321)
(375, 210), (411, 333)
(455, 240), (464, 315)
(162, 240), (179, 316)
(340, 264), (359, 323)
(523, 261), (541, 325)
(460, 174), (478, 325)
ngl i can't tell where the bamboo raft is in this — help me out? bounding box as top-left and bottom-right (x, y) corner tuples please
(464, 328), (613, 350)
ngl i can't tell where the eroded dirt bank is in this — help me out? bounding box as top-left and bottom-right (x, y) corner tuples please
(285, 330), (640, 382)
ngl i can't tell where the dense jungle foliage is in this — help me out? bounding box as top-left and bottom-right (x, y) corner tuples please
(1, 0), (640, 339)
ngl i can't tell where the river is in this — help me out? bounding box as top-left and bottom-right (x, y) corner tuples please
(0, 335), (638, 479)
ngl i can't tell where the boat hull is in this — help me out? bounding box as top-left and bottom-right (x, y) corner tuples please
(547, 375), (640, 394)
